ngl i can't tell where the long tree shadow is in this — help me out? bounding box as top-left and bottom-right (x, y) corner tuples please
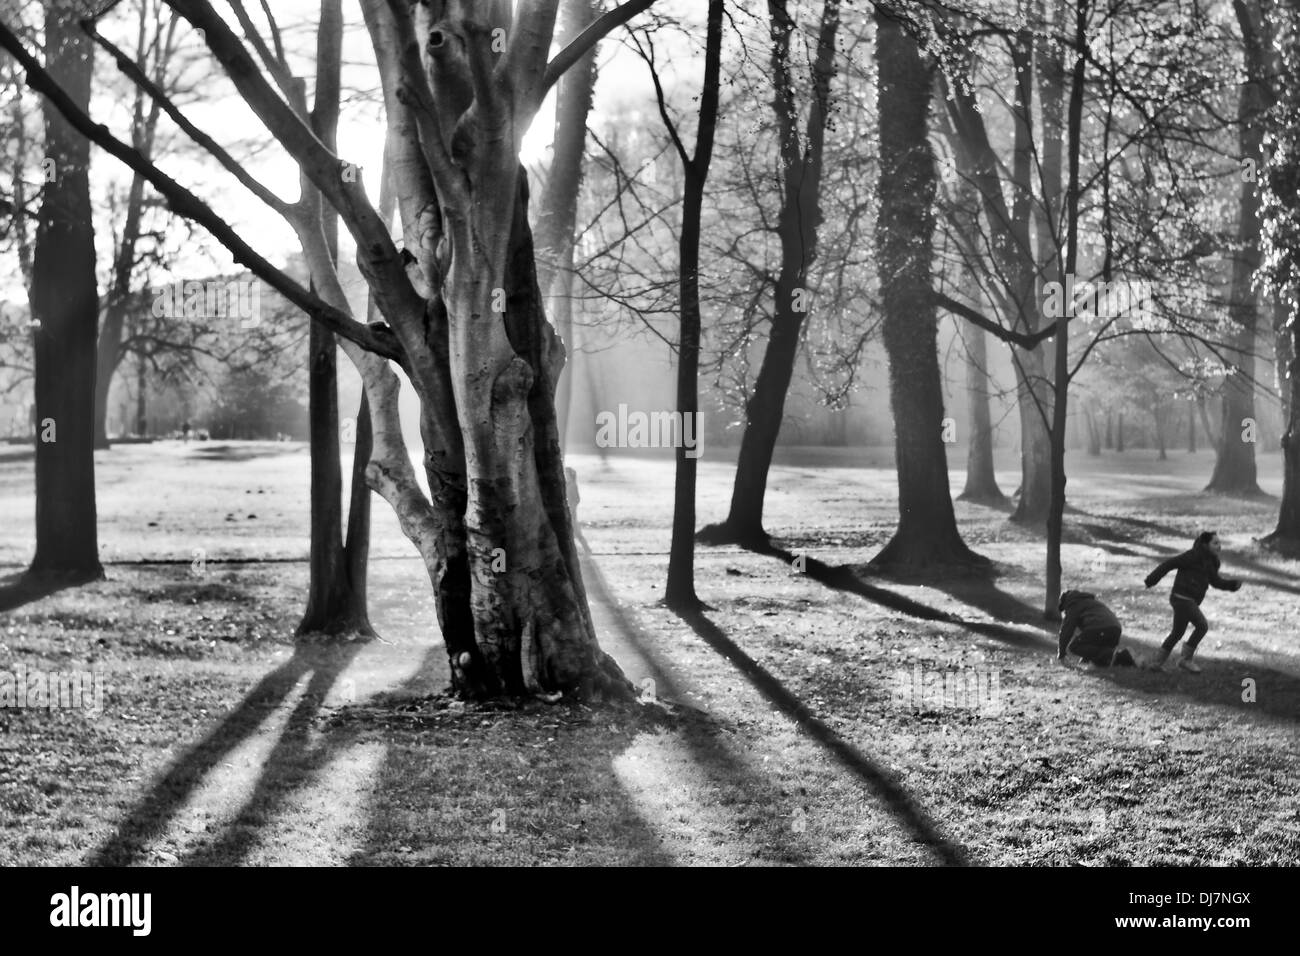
(179, 644), (363, 866)
(754, 543), (1050, 649)
(580, 554), (820, 864)
(87, 642), (357, 866)
(673, 606), (971, 866)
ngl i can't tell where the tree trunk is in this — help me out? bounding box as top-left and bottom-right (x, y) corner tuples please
(959, 322), (1005, 503)
(1116, 410), (1125, 452)
(536, 0), (600, 452)
(297, 0), (374, 638)
(1264, 322), (1300, 550)
(135, 354), (147, 436)
(1187, 397), (1197, 452)
(1045, 0), (1089, 620)
(1084, 406), (1101, 455)
(27, 5), (102, 582)
(665, 0), (723, 610)
(870, 10), (982, 571)
(699, 0), (840, 549)
(1154, 402), (1167, 460)
(1208, 0), (1268, 495)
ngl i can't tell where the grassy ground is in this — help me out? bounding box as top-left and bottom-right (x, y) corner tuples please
(0, 440), (1297, 865)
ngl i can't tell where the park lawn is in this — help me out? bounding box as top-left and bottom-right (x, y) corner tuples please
(0, 441), (1297, 865)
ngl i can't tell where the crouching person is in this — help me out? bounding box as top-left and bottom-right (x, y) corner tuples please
(1057, 590), (1135, 667)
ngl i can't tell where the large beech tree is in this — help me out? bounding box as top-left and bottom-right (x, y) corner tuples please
(1, 0), (655, 698)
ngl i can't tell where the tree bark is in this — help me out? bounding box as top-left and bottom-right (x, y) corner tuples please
(27, 4), (102, 582)
(870, 10), (982, 571)
(1187, 397), (1197, 452)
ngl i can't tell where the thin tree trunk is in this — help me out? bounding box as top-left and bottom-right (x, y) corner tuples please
(1187, 397), (1197, 452)
(536, 0), (599, 453)
(1045, 0), (1089, 620)
(700, 0), (840, 549)
(27, 3), (102, 582)
(1116, 410), (1125, 452)
(1154, 402), (1167, 460)
(297, 0), (373, 638)
(135, 353), (148, 436)
(871, 9), (982, 571)
(665, 0), (723, 610)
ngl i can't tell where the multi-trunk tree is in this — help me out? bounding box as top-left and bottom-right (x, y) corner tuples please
(1, 0), (656, 697)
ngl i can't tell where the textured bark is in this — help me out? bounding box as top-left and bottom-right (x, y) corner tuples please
(27, 5), (102, 582)
(701, 0), (840, 548)
(871, 11), (982, 571)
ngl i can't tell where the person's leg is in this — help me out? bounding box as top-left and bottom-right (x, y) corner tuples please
(1151, 600), (1190, 668)
(1160, 600), (1193, 652)
(1184, 604), (1209, 650)
(1179, 604), (1210, 672)
(1070, 626), (1120, 665)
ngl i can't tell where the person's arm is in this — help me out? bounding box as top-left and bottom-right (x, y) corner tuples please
(1144, 552), (1185, 588)
(1208, 561), (1243, 591)
(1058, 607), (1081, 660)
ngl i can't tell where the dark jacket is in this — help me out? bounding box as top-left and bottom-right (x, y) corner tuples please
(1144, 540), (1240, 605)
(1058, 590), (1121, 657)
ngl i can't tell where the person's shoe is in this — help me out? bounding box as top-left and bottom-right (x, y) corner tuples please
(1178, 648), (1203, 673)
(1112, 648), (1136, 667)
(1146, 647), (1171, 670)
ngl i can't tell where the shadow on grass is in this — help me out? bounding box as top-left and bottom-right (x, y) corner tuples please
(1078, 655), (1300, 728)
(581, 555), (818, 864)
(186, 443), (299, 462)
(673, 606), (971, 866)
(87, 642), (357, 866)
(755, 543), (1049, 649)
(0, 569), (99, 613)
(179, 644), (363, 866)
